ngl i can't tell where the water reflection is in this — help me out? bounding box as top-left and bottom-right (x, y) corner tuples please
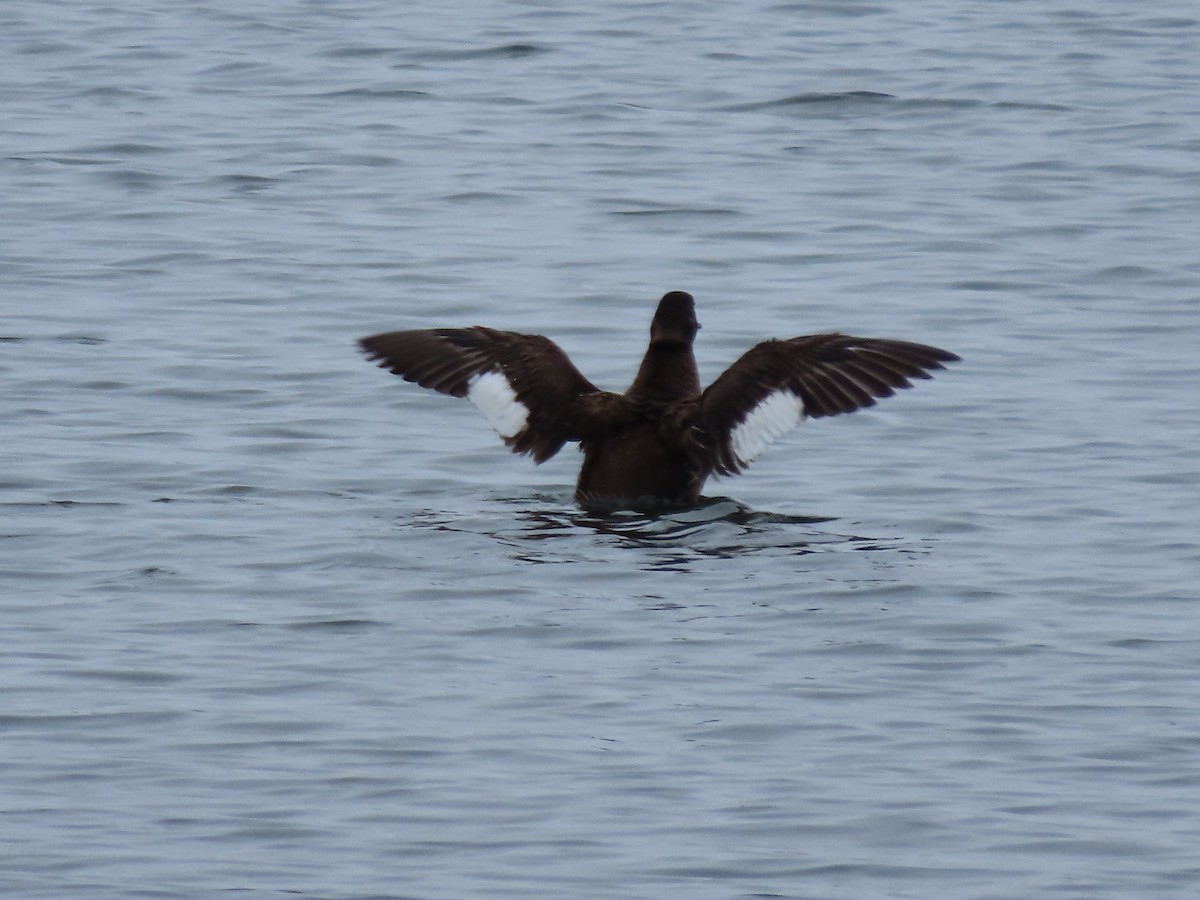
(397, 493), (918, 573)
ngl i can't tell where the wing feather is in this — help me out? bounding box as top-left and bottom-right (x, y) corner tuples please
(697, 333), (958, 474)
(360, 327), (623, 463)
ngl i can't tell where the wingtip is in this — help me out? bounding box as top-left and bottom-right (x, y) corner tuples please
(357, 333), (392, 364)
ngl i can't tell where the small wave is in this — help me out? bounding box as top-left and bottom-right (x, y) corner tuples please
(723, 90), (896, 112)
(406, 43), (550, 63)
(211, 173), (280, 193)
(608, 207), (740, 218)
(316, 87), (430, 100)
(724, 92), (1070, 116)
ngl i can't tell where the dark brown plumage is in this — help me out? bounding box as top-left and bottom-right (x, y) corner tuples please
(359, 291), (959, 506)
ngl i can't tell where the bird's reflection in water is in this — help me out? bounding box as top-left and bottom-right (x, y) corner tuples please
(466, 492), (914, 572)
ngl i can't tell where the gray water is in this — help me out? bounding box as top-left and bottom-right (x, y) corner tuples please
(4, 1), (1200, 897)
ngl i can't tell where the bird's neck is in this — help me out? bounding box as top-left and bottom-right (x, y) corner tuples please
(625, 342), (701, 407)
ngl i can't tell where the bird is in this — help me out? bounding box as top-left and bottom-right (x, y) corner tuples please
(359, 291), (958, 507)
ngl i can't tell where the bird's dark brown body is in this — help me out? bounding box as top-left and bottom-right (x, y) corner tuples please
(360, 291), (958, 507)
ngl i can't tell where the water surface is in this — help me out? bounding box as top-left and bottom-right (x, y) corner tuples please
(4, 1), (1200, 897)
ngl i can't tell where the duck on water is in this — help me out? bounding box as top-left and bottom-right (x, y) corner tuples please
(359, 291), (959, 508)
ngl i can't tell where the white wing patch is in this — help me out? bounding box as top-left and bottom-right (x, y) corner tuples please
(729, 389), (805, 466)
(466, 370), (529, 439)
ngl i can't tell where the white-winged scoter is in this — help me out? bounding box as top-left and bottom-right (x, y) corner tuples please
(360, 291), (958, 506)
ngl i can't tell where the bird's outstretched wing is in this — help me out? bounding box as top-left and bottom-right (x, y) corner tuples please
(693, 334), (959, 475)
(359, 327), (628, 462)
